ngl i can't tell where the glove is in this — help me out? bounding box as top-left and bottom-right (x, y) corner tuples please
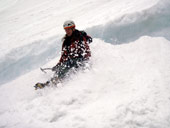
(34, 81), (50, 90)
(52, 66), (57, 71)
(52, 64), (60, 71)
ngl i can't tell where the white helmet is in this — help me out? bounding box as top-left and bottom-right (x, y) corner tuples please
(63, 20), (75, 29)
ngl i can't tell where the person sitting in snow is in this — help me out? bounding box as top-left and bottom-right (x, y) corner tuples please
(35, 20), (92, 89)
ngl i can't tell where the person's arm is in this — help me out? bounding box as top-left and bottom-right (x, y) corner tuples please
(77, 36), (91, 59)
(83, 36), (91, 59)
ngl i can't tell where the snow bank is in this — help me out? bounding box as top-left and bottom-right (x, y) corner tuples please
(0, 0), (159, 57)
(87, 0), (170, 44)
(0, 36), (61, 85)
(0, 36), (170, 128)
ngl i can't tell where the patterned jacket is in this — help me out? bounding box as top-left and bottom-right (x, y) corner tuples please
(58, 29), (92, 65)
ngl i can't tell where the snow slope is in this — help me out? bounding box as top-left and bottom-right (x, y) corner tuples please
(0, 0), (170, 128)
(0, 0), (163, 85)
(1, 37), (170, 128)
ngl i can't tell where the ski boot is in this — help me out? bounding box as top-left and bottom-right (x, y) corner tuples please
(51, 77), (60, 85)
(34, 81), (50, 90)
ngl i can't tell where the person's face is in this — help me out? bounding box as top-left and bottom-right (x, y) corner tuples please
(65, 28), (74, 36)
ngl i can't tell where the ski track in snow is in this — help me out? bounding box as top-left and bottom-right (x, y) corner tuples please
(0, 0), (170, 128)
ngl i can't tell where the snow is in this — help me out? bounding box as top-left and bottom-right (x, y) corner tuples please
(0, 0), (159, 57)
(0, 0), (170, 128)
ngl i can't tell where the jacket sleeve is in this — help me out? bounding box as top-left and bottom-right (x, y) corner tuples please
(78, 36), (91, 59)
(58, 45), (68, 64)
(83, 37), (91, 59)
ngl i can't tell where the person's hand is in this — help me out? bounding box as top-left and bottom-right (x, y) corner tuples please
(52, 63), (60, 71)
(52, 65), (57, 71)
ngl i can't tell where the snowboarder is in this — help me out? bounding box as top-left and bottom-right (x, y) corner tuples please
(34, 20), (92, 89)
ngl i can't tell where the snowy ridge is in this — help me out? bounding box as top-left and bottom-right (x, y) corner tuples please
(0, 0), (159, 57)
(0, 36), (61, 85)
(87, 0), (170, 44)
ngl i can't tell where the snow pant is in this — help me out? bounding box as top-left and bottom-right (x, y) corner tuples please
(54, 58), (88, 80)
